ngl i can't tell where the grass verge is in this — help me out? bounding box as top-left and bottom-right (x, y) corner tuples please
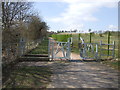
(3, 66), (53, 88)
(29, 38), (48, 54)
(100, 60), (120, 71)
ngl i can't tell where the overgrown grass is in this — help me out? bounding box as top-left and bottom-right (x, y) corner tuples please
(29, 38), (48, 54)
(101, 60), (120, 71)
(3, 66), (53, 88)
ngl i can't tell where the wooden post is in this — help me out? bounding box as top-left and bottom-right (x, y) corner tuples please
(89, 29), (92, 43)
(108, 31), (110, 56)
(90, 33), (92, 43)
(78, 33), (80, 41)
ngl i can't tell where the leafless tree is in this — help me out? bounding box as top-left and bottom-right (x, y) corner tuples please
(27, 15), (49, 41)
(2, 2), (32, 30)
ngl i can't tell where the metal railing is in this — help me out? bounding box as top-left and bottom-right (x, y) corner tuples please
(79, 41), (115, 60)
(79, 43), (98, 60)
(48, 38), (71, 60)
(100, 41), (115, 59)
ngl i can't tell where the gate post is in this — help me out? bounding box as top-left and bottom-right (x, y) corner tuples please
(67, 41), (71, 60)
(84, 43), (87, 58)
(51, 42), (54, 60)
(112, 41), (115, 58)
(100, 41), (102, 59)
(95, 44), (98, 61)
(48, 38), (51, 60)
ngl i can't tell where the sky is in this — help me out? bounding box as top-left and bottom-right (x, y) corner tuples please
(33, 0), (119, 33)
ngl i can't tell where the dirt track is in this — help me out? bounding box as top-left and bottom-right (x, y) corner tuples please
(17, 38), (119, 88)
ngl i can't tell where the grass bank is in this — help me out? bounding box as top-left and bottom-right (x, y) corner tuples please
(29, 38), (48, 54)
(3, 66), (52, 88)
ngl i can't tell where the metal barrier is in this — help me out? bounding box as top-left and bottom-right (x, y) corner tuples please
(100, 41), (115, 58)
(79, 40), (115, 60)
(48, 37), (115, 61)
(48, 38), (71, 60)
(79, 43), (98, 60)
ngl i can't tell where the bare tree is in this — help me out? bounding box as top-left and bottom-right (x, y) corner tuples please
(27, 15), (49, 40)
(2, 2), (32, 30)
(2, 2), (49, 43)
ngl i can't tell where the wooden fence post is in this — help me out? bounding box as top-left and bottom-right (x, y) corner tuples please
(108, 31), (110, 56)
(78, 33), (80, 41)
(90, 33), (92, 43)
(89, 29), (92, 43)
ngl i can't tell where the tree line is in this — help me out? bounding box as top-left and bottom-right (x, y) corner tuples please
(2, 2), (49, 44)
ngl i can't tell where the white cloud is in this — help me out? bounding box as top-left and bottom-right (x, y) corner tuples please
(108, 25), (118, 31)
(49, 0), (119, 30)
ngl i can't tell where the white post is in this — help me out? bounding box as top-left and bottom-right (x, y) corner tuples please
(67, 41), (71, 60)
(70, 37), (73, 44)
(48, 39), (50, 60)
(95, 44), (98, 60)
(80, 37), (84, 44)
(100, 41), (102, 59)
(112, 41), (115, 58)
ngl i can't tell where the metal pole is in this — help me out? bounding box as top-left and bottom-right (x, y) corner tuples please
(48, 38), (50, 60)
(51, 42), (54, 60)
(112, 41), (115, 58)
(67, 41), (71, 60)
(100, 41), (102, 59)
(95, 44), (98, 60)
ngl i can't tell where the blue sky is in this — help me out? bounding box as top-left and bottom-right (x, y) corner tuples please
(33, 0), (118, 32)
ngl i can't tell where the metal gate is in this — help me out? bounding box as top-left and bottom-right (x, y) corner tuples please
(48, 38), (71, 60)
(79, 37), (115, 60)
(79, 42), (98, 60)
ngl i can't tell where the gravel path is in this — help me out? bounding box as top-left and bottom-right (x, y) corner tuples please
(47, 61), (119, 88)
(17, 38), (119, 88)
(18, 61), (119, 88)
